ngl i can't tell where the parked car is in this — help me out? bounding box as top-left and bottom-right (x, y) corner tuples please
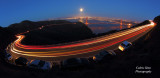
(5, 45), (10, 51)
(61, 58), (89, 69)
(5, 53), (12, 62)
(118, 41), (132, 51)
(107, 50), (116, 55)
(27, 60), (52, 70)
(15, 57), (28, 66)
(92, 50), (113, 62)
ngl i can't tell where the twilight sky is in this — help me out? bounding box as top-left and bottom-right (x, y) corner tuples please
(0, 0), (159, 27)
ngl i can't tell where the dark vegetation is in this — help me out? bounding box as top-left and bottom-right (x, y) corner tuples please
(132, 20), (150, 27)
(8, 20), (78, 34)
(0, 16), (159, 78)
(1, 19), (150, 45)
(0, 27), (16, 57)
(21, 21), (94, 45)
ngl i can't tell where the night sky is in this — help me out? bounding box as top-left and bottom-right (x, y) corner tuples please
(0, 0), (159, 27)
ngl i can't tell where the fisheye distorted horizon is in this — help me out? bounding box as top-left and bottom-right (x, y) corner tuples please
(0, 0), (159, 27)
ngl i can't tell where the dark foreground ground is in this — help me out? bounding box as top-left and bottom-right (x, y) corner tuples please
(0, 19), (159, 78)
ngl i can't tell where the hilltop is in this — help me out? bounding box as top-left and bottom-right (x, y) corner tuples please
(19, 21), (95, 45)
(0, 20), (95, 45)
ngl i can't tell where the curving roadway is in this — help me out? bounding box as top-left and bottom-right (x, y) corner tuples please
(6, 20), (155, 61)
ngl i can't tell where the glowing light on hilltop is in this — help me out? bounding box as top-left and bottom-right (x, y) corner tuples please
(151, 21), (155, 26)
(149, 20), (156, 26)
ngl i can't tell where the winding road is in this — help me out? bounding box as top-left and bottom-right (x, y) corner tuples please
(6, 20), (155, 61)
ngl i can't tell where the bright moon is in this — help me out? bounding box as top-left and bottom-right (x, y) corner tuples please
(80, 8), (83, 12)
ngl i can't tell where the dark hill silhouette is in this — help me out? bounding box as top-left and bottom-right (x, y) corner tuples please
(21, 22), (94, 45)
(153, 15), (160, 24)
(0, 18), (159, 78)
(132, 20), (150, 27)
(6, 20), (151, 45)
(3, 20), (95, 45)
(0, 26), (2, 29)
(0, 27), (16, 60)
(8, 20), (74, 34)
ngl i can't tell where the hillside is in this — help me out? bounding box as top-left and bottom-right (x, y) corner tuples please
(8, 20), (77, 34)
(0, 17), (159, 78)
(0, 27), (15, 54)
(20, 21), (94, 45)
